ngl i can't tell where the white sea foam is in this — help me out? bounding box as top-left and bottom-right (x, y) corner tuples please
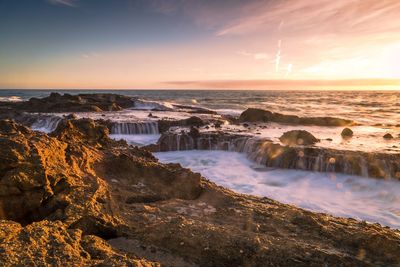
(110, 134), (160, 146)
(132, 99), (175, 111)
(0, 96), (23, 102)
(155, 150), (400, 229)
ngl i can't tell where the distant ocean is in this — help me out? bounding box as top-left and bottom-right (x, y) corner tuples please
(0, 89), (399, 125)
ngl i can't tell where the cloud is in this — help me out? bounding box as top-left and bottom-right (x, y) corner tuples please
(216, 0), (400, 36)
(164, 79), (400, 89)
(47, 0), (77, 7)
(237, 50), (268, 60)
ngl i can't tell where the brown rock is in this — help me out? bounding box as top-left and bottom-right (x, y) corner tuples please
(279, 130), (319, 146)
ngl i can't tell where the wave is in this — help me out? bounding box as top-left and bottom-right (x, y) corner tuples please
(0, 96), (23, 102)
(132, 98), (175, 111)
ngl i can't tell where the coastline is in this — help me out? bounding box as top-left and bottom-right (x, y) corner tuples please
(0, 93), (399, 266)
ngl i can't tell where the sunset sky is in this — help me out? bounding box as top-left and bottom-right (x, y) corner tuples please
(0, 0), (400, 89)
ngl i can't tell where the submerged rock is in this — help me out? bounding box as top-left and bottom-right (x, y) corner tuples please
(279, 130), (319, 146)
(341, 127), (354, 137)
(383, 133), (394, 139)
(239, 108), (355, 126)
(1, 119), (400, 266)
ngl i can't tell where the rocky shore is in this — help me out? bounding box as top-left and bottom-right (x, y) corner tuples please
(1, 93), (400, 266)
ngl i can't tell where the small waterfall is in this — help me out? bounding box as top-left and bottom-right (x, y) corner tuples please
(111, 121), (159, 135)
(152, 132), (400, 179)
(31, 115), (62, 133)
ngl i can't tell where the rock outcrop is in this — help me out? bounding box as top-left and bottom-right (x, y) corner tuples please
(158, 116), (205, 133)
(239, 108), (355, 126)
(4, 93), (135, 112)
(279, 130), (320, 146)
(1, 119), (400, 266)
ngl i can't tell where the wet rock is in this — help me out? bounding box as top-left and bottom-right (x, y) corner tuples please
(341, 128), (354, 137)
(383, 133), (394, 139)
(8, 93), (135, 113)
(279, 130), (319, 146)
(158, 116), (205, 132)
(1, 118), (400, 266)
(239, 108), (354, 126)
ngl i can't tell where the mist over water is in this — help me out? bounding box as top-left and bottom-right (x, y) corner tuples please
(156, 150), (400, 229)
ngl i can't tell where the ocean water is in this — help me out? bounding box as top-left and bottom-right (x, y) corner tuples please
(0, 89), (399, 125)
(2, 89), (400, 228)
(155, 150), (400, 229)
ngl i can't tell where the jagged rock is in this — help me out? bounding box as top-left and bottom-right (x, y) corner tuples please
(341, 127), (354, 137)
(383, 133), (394, 139)
(239, 108), (354, 126)
(0, 220), (158, 266)
(279, 130), (319, 146)
(1, 119), (400, 266)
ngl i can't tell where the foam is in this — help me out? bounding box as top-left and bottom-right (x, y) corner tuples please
(110, 134), (160, 146)
(155, 150), (400, 229)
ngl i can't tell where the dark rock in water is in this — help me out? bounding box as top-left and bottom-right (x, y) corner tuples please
(383, 133), (394, 139)
(185, 116), (204, 127)
(1, 119), (400, 266)
(243, 123), (249, 128)
(341, 128), (354, 137)
(239, 108), (354, 126)
(326, 138), (333, 141)
(189, 126), (200, 139)
(64, 113), (77, 120)
(279, 130), (319, 146)
(214, 121), (222, 128)
(158, 116), (205, 132)
(6, 93), (135, 113)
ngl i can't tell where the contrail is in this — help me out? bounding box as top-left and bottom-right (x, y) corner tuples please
(285, 63), (293, 77)
(275, 40), (281, 72)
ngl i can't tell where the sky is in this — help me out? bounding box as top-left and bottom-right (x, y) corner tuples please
(0, 0), (399, 89)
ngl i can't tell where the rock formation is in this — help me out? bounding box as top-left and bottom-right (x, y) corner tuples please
(1, 93), (135, 112)
(148, 131), (400, 179)
(239, 108), (355, 126)
(279, 130), (320, 146)
(0, 115), (400, 265)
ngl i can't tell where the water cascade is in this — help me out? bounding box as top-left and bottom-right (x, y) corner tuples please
(30, 115), (63, 133)
(110, 121), (159, 135)
(149, 132), (400, 179)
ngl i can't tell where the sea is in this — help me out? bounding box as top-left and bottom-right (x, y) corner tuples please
(0, 89), (399, 125)
(1, 89), (400, 228)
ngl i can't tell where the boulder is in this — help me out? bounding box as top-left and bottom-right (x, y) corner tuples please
(383, 133), (394, 139)
(279, 130), (319, 146)
(341, 128), (354, 137)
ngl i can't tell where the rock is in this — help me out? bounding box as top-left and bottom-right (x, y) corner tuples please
(158, 116), (205, 132)
(189, 126), (200, 139)
(214, 121), (222, 128)
(341, 128), (354, 137)
(8, 93), (135, 113)
(239, 108), (354, 126)
(279, 130), (319, 146)
(1, 118), (400, 266)
(383, 133), (394, 139)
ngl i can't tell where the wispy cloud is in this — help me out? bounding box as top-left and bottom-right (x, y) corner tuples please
(216, 0), (400, 36)
(47, 0), (77, 7)
(237, 50), (268, 60)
